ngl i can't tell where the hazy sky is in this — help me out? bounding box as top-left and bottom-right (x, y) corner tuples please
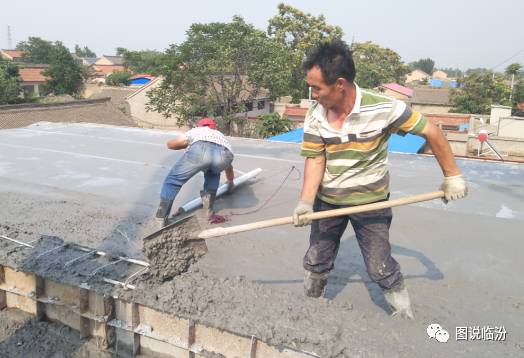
(2, 0), (523, 70)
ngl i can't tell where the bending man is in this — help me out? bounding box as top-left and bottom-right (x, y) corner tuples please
(156, 118), (234, 225)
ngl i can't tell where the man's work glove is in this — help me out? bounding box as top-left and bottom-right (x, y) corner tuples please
(293, 200), (314, 227)
(439, 174), (468, 203)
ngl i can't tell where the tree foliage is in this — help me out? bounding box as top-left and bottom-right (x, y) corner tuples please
(256, 112), (293, 138)
(0, 60), (23, 104)
(450, 72), (511, 114)
(106, 71), (132, 86)
(505, 63), (522, 76)
(512, 80), (524, 116)
(408, 58), (435, 75)
(147, 16), (293, 133)
(117, 48), (165, 75)
(352, 42), (408, 88)
(42, 42), (84, 96)
(74, 44), (96, 58)
(16, 37), (54, 63)
(267, 3), (343, 101)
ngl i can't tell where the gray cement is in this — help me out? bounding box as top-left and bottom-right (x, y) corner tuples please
(1, 122), (523, 357)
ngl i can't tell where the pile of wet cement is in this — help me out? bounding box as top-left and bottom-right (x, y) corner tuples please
(142, 216), (207, 282)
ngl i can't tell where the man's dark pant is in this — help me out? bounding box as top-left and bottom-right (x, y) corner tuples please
(303, 197), (404, 291)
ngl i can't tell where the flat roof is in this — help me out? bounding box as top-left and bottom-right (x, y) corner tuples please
(0, 122), (522, 356)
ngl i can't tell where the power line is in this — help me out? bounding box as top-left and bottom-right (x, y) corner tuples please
(490, 46), (524, 70)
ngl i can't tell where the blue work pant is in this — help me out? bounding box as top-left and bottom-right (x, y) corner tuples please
(303, 196), (404, 291)
(160, 141), (234, 200)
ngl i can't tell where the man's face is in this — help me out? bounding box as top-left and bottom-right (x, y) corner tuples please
(306, 66), (341, 109)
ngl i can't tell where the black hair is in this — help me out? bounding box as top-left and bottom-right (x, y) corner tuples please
(303, 39), (356, 85)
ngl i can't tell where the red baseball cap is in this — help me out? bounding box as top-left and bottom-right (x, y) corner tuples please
(197, 117), (216, 129)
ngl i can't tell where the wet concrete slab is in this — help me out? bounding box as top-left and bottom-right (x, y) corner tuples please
(1, 122), (523, 357)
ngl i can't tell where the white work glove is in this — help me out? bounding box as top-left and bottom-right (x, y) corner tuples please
(293, 200), (314, 227)
(439, 174), (468, 203)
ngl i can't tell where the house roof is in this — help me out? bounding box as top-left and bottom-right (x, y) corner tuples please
(1, 49), (25, 60)
(409, 87), (450, 105)
(425, 113), (470, 126)
(18, 68), (48, 83)
(380, 83), (414, 97)
(101, 55), (124, 65)
(94, 65), (125, 75)
(283, 106), (308, 118)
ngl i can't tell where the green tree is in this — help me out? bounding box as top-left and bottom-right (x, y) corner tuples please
(409, 58), (435, 75)
(256, 112), (293, 138)
(352, 41), (408, 88)
(117, 48), (165, 75)
(512, 80), (524, 116)
(0, 60), (23, 104)
(450, 72), (511, 114)
(505, 62), (522, 102)
(267, 3), (343, 101)
(43, 42), (84, 96)
(147, 16), (293, 134)
(16, 37), (54, 63)
(106, 71), (132, 86)
(74, 44), (96, 58)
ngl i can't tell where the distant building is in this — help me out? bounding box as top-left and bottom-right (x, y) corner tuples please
(18, 65), (49, 96)
(94, 55), (125, 76)
(405, 69), (429, 84)
(378, 83), (413, 100)
(432, 70), (448, 80)
(408, 87), (452, 114)
(0, 49), (25, 61)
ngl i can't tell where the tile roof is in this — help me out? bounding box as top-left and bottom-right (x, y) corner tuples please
(425, 113), (470, 126)
(283, 106), (308, 118)
(1, 49), (25, 60)
(380, 83), (413, 97)
(18, 68), (48, 82)
(101, 55), (124, 65)
(0, 98), (136, 129)
(94, 65), (125, 75)
(409, 87), (450, 105)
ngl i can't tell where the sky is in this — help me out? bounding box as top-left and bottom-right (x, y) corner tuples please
(1, 0), (523, 71)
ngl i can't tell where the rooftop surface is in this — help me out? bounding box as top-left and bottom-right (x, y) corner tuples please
(0, 122), (523, 356)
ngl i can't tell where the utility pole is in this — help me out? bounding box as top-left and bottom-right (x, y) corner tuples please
(7, 25), (12, 49)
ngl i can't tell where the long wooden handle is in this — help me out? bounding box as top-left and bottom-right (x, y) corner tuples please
(198, 190), (444, 239)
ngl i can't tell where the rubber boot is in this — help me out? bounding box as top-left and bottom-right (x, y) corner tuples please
(200, 191), (216, 217)
(384, 285), (414, 319)
(304, 270), (329, 298)
(155, 199), (174, 228)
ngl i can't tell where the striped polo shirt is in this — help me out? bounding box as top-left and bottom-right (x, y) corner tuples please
(301, 85), (427, 206)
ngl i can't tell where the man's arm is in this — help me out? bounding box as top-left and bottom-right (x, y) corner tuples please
(225, 165), (235, 192)
(293, 156), (325, 226)
(300, 156), (326, 202)
(166, 136), (189, 150)
(420, 121), (467, 202)
(420, 121), (460, 176)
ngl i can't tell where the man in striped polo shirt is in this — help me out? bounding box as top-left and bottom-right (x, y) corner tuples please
(293, 40), (467, 319)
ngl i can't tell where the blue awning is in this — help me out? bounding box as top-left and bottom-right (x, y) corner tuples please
(268, 128), (425, 154)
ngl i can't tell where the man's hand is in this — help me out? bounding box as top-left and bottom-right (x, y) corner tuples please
(440, 174), (468, 203)
(293, 200), (314, 227)
(227, 180), (235, 193)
